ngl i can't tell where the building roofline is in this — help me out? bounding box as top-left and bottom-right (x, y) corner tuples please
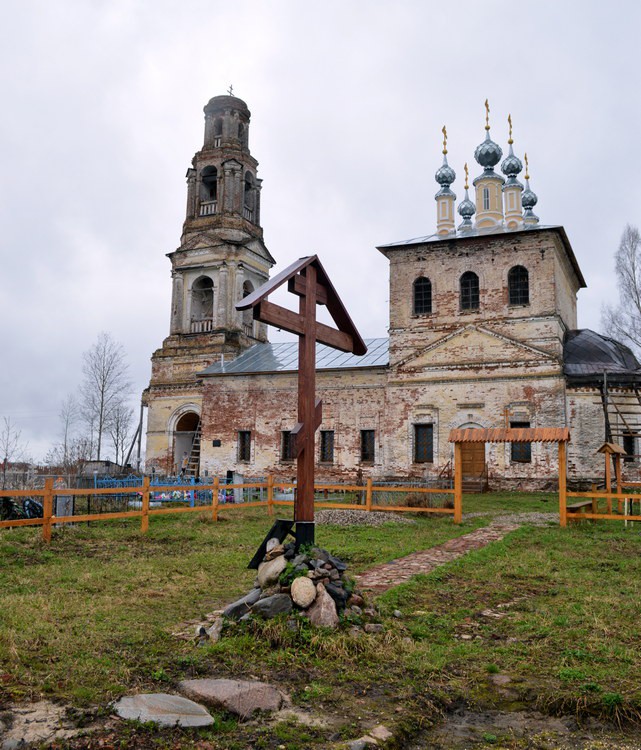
(377, 224), (587, 289)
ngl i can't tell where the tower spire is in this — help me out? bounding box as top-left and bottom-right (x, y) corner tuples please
(501, 114), (524, 229)
(522, 152), (540, 225)
(435, 125), (456, 235)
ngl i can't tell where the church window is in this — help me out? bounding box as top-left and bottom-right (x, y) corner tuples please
(623, 433), (636, 463)
(214, 118), (223, 136)
(281, 431), (295, 461)
(413, 424), (433, 463)
(460, 271), (479, 310)
(201, 166), (218, 202)
(360, 430), (375, 463)
(238, 431), (251, 462)
(241, 281), (255, 336)
(508, 265), (529, 305)
(483, 187), (490, 211)
(413, 277), (432, 315)
(510, 421), (531, 463)
(243, 171), (255, 221)
(320, 430), (334, 463)
(191, 276), (214, 323)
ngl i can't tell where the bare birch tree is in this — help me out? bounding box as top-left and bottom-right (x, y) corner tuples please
(602, 225), (641, 353)
(80, 333), (131, 460)
(0, 417), (28, 489)
(109, 402), (134, 466)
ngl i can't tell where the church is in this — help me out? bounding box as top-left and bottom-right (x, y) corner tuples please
(143, 94), (641, 489)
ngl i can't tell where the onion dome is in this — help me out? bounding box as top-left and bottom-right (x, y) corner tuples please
(457, 163), (475, 228)
(435, 156), (456, 187)
(434, 126), (456, 200)
(474, 130), (503, 171)
(501, 116), (523, 189)
(522, 153), (539, 224)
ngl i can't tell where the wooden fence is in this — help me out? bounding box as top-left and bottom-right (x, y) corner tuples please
(0, 476), (460, 541)
(561, 482), (641, 526)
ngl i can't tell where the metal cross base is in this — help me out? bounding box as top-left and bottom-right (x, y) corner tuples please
(295, 521), (315, 550)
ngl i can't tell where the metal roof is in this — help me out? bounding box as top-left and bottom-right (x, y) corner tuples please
(449, 427), (570, 444)
(377, 224), (586, 289)
(564, 329), (641, 385)
(199, 337), (389, 376)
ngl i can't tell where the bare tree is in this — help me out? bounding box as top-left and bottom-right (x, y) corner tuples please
(109, 403), (134, 466)
(60, 394), (79, 467)
(0, 417), (28, 489)
(80, 333), (131, 460)
(602, 225), (641, 353)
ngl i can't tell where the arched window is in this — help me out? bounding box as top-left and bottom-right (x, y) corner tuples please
(191, 276), (214, 322)
(242, 280), (254, 335)
(508, 265), (529, 305)
(201, 166), (218, 202)
(413, 277), (432, 315)
(243, 171), (255, 221)
(460, 271), (480, 310)
(213, 118), (223, 136)
(483, 187), (490, 211)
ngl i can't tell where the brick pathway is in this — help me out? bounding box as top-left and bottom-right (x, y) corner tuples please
(356, 521), (521, 594)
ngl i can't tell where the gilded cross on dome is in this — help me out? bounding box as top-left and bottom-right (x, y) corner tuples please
(484, 99), (490, 130)
(442, 125), (448, 155)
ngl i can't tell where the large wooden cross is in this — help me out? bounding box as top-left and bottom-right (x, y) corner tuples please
(236, 256), (367, 547)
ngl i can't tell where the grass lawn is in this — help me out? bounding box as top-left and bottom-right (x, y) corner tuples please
(2, 493), (641, 748)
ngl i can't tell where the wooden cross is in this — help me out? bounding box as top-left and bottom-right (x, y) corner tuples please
(237, 256), (366, 547)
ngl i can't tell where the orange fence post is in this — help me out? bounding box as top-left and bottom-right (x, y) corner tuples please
(365, 477), (373, 512)
(141, 476), (150, 533)
(590, 483), (597, 515)
(453, 442), (462, 524)
(559, 441), (567, 528)
(42, 477), (54, 542)
(212, 476), (219, 522)
(267, 474), (274, 516)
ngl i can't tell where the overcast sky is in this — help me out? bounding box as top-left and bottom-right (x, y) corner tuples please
(1, 0), (639, 462)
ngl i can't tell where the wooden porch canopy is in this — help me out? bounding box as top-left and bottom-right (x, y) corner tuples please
(449, 427), (571, 444)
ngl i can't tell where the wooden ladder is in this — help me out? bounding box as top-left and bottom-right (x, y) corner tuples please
(186, 420), (202, 477)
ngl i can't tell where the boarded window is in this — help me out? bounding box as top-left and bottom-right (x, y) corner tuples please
(623, 434), (636, 463)
(460, 271), (480, 310)
(510, 421), (531, 463)
(508, 265), (529, 305)
(238, 431), (251, 462)
(413, 277), (432, 315)
(320, 430), (334, 463)
(281, 431), (294, 461)
(414, 424), (434, 463)
(361, 430), (375, 463)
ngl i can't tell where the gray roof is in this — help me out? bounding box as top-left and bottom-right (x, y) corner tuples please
(200, 337), (389, 376)
(564, 329), (641, 385)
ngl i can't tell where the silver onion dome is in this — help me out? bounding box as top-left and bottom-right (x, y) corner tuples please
(435, 155), (456, 186)
(474, 130), (503, 170)
(522, 180), (538, 209)
(501, 144), (523, 178)
(458, 190), (475, 220)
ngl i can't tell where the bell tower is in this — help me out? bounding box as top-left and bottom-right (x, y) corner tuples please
(151, 94), (275, 387)
(145, 93), (275, 474)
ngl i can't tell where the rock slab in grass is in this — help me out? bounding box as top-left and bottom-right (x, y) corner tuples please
(307, 583), (339, 628)
(223, 587), (262, 619)
(112, 693), (214, 727)
(179, 678), (284, 719)
(257, 554), (287, 588)
(251, 593), (293, 619)
(291, 575), (317, 608)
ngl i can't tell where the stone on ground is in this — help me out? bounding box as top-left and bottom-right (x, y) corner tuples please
(257, 555), (287, 588)
(251, 593), (293, 619)
(112, 693), (214, 727)
(307, 583), (339, 628)
(179, 678), (284, 719)
(369, 724), (393, 740)
(223, 587), (262, 619)
(291, 575), (316, 608)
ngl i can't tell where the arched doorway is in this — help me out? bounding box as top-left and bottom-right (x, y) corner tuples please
(173, 411), (201, 476)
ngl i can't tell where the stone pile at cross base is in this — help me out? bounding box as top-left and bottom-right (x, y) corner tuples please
(213, 537), (369, 630)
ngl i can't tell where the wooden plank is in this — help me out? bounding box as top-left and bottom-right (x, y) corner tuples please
(454, 442), (463, 524)
(141, 476), (150, 533)
(53, 510), (142, 523)
(559, 440), (567, 528)
(42, 477), (54, 543)
(365, 477), (373, 512)
(255, 300), (354, 352)
(289, 273), (329, 305)
(0, 517), (45, 529)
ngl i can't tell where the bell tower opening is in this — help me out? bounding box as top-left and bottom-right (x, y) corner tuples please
(173, 411), (201, 477)
(190, 276), (214, 333)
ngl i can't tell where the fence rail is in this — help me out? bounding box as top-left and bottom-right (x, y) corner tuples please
(0, 475), (459, 541)
(562, 483), (641, 525)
